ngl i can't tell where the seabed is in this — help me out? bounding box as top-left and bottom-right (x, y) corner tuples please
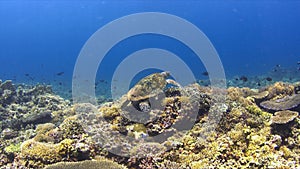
(0, 72), (299, 169)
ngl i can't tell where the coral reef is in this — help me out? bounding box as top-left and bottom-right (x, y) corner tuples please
(0, 79), (299, 168)
(0, 81), (71, 131)
(15, 117), (99, 168)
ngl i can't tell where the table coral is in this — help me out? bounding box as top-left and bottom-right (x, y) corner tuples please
(271, 110), (299, 124)
(260, 94), (300, 111)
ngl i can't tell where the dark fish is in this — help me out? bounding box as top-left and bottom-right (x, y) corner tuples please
(58, 82), (62, 85)
(265, 77), (272, 81)
(24, 73), (34, 80)
(56, 72), (64, 76)
(257, 82), (261, 86)
(201, 71), (209, 76)
(297, 61), (300, 65)
(239, 76), (248, 82)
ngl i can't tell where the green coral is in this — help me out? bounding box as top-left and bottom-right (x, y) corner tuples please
(4, 142), (21, 154)
(57, 139), (75, 159)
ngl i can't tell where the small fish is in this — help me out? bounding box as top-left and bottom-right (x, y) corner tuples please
(239, 76), (248, 82)
(201, 71), (209, 76)
(297, 61), (300, 65)
(56, 72), (64, 76)
(24, 73), (34, 80)
(265, 77), (272, 81)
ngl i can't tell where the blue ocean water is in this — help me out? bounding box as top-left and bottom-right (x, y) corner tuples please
(0, 1), (300, 98)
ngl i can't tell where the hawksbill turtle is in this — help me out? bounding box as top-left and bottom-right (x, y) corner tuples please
(127, 71), (181, 112)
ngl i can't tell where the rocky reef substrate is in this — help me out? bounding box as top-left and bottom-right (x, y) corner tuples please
(0, 79), (299, 169)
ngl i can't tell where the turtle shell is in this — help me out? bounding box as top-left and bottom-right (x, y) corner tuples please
(127, 72), (168, 101)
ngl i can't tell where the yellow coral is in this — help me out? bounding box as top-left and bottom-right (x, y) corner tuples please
(228, 123), (248, 143)
(280, 146), (293, 159)
(267, 82), (294, 99)
(20, 139), (61, 166)
(99, 106), (120, 119)
(4, 142), (21, 154)
(57, 139), (74, 157)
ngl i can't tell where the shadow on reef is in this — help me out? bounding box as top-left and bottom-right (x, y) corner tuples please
(0, 78), (299, 168)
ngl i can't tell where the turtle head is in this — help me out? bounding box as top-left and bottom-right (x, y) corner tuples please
(160, 71), (170, 78)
